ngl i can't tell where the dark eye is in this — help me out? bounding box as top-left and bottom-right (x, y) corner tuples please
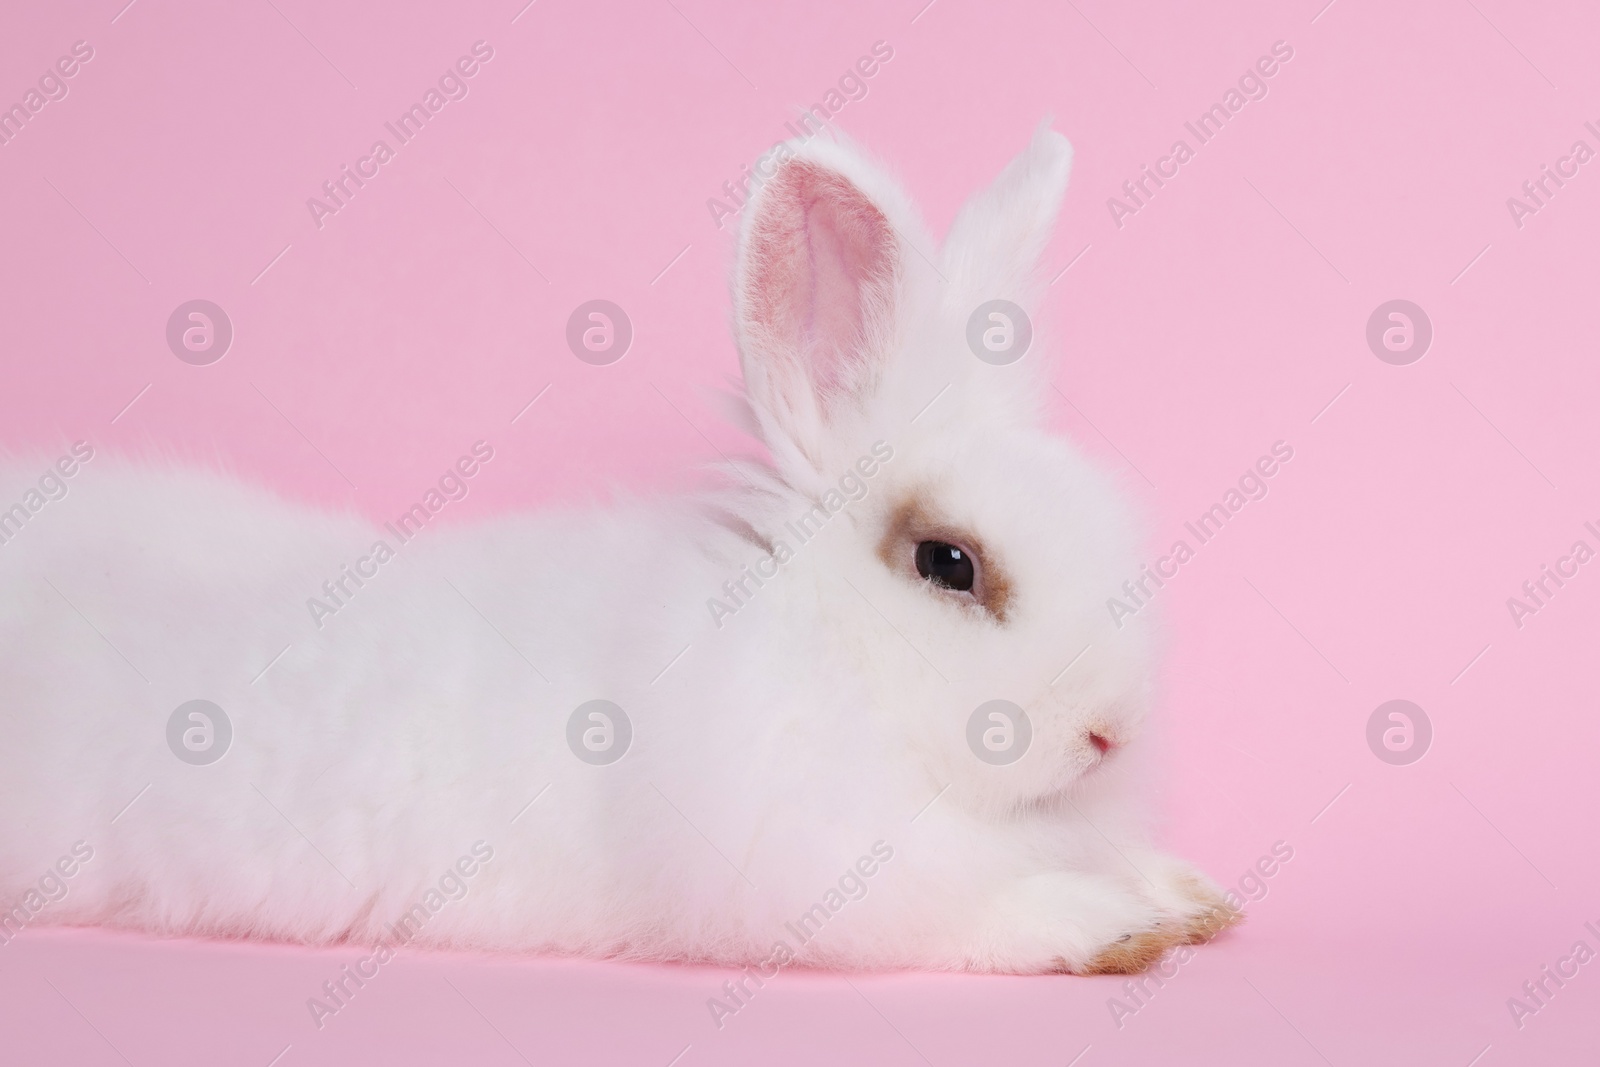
(915, 541), (974, 592)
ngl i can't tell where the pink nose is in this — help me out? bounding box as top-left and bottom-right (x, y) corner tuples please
(1088, 731), (1113, 755)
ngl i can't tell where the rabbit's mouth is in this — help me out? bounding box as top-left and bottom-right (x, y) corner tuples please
(1081, 721), (1125, 762)
(1067, 725), (1125, 781)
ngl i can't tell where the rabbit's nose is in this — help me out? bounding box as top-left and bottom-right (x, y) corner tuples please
(1087, 731), (1114, 755)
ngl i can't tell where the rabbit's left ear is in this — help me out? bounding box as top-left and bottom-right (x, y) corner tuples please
(732, 139), (924, 484)
(941, 121), (1074, 306)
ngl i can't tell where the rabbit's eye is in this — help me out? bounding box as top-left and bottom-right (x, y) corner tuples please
(915, 541), (974, 592)
(880, 499), (1010, 621)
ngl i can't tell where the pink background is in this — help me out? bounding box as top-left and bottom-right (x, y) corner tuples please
(3, 0), (1599, 1063)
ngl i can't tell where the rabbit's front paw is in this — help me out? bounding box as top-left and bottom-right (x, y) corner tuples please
(1173, 871), (1242, 944)
(1062, 872), (1240, 974)
(1071, 921), (1189, 975)
(982, 860), (1244, 975)
(980, 872), (1171, 974)
(1139, 854), (1244, 945)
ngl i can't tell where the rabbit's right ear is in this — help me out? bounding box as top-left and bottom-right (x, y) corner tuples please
(732, 141), (920, 486)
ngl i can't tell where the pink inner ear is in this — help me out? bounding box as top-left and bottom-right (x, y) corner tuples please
(747, 161), (895, 397)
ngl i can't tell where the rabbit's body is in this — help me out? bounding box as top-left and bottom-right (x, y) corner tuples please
(0, 125), (1236, 973)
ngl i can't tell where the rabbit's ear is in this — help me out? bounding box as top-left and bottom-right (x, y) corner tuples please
(941, 120), (1074, 307)
(733, 139), (918, 481)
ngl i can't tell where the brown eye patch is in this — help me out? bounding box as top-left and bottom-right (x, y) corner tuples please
(877, 495), (1013, 622)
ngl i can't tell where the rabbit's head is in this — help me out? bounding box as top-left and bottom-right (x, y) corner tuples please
(730, 123), (1155, 815)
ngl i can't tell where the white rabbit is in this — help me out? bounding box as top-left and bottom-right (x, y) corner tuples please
(0, 122), (1236, 978)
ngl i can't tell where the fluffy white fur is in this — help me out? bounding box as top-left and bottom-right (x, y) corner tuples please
(0, 123), (1235, 973)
